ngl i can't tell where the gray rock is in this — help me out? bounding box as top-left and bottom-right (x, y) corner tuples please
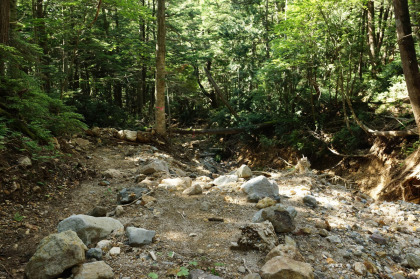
(115, 205), (124, 217)
(237, 165), (252, 178)
(243, 274), (261, 279)
(102, 168), (122, 179)
(326, 235), (341, 244)
(266, 244), (299, 262)
(260, 204), (296, 233)
(234, 221), (279, 252)
(57, 215), (124, 246)
(24, 230), (87, 279)
(189, 269), (223, 279)
(261, 256), (314, 279)
(241, 176), (279, 202)
(370, 233), (387, 245)
(407, 253), (420, 269)
(117, 187), (148, 204)
(354, 262), (366, 276)
(182, 184), (203, 195)
(140, 159), (169, 174)
(72, 261), (114, 279)
(126, 227), (156, 246)
(18, 156), (32, 167)
(86, 248), (103, 260)
(213, 175), (238, 186)
(303, 195), (318, 208)
(89, 206), (107, 217)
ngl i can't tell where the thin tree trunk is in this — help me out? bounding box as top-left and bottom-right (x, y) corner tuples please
(155, 0), (166, 135)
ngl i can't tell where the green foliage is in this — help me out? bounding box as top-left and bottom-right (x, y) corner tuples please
(331, 125), (365, 153)
(147, 272), (158, 279)
(177, 266), (189, 277)
(13, 212), (25, 222)
(66, 95), (128, 128)
(0, 118), (9, 150)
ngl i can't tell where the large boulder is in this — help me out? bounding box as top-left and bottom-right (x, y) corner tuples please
(117, 187), (148, 204)
(234, 221), (279, 252)
(260, 256), (314, 279)
(140, 159), (169, 174)
(57, 215), (124, 246)
(72, 261), (114, 279)
(24, 230), (87, 279)
(241, 176), (279, 202)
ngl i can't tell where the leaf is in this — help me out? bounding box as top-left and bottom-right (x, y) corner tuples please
(148, 272), (158, 279)
(177, 266), (189, 277)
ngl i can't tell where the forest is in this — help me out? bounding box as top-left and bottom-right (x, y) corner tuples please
(3, 1), (420, 278)
(1, 0), (420, 200)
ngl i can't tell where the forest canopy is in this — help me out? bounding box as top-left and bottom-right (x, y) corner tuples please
(0, 0), (419, 157)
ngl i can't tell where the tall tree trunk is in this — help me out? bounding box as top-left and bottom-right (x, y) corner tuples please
(155, 0), (166, 135)
(0, 0), (10, 78)
(367, 0), (377, 73)
(393, 0), (420, 133)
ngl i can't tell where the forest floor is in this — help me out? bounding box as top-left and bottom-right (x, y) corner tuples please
(0, 130), (420, 279)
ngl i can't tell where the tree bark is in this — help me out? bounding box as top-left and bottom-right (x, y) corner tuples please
(155, 0), (166, 135)
(393, 0), (420, 134)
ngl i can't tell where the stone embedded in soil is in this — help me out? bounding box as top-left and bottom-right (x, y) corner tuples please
(88, 206), (108, 217)
(159, 177), (192, 191)
(18, 156), (32, 167)
(115, 205), (124, 217)
(260, 204), (296, 233)
(260, 256), (314, 279)
(117, 187), (148, 204)
(406, 253), (420, 269)
(72, 261), (114, 279)
(326, 235), (342, 244)
(24, 230), (87, 279)
(189, 269), (223, 279)
(108, 247), (120, 256)
(57, 215), (124, 246)
(213, 174), (238, 186)
(353, 262), (367, 276)
(182, 184), (203, 195)
(237, 164), (252, 178)
(256, 197), (277, 209)
(370, 233), (387, 245)
(266, 244), (303, 262)
(241, 175), (280, 202)
(303, 195), (318, 208)
(235, 221), (279, 252)
(96, 240), (112, 251)
(243, 274), (262, 279)
(126, 227), (156, 246)
(86, 248), (103, 260)
(102, 168), (122, 179)
(139, 159), (169, 174)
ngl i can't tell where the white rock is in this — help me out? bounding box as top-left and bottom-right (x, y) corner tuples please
(213, 175), (238, 186)
(182, 184), (203, 195)
(354, 262), (367, 275)
(159, 177), (192, 191)
(241, 176), (279, 202)
(236, 165), (252, 178)
(108, 247), (121, 256)
(140, 159), (169, 174)
(124, 130), (138, 142)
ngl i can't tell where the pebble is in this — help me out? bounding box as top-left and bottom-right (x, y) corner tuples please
(108, 247), (120, 256)
(238, 266), (246, 273)
(370, 233), (387, 245)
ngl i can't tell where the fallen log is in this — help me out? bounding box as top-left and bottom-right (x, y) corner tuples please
(169, 122), (277, 135)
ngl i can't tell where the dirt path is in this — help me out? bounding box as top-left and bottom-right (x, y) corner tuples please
(1, 135), (420, 279)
